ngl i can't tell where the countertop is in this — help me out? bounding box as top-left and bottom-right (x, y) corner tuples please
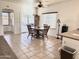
(60, 29), (79, 41)
(0, 36), (18, 59)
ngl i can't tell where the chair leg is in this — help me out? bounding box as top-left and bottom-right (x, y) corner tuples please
(45, 35), (48, 40)
(42, 35), (44, 39)
(27, 34), (33, 40)
(31, 35), (32, 40)
(27, 33), (30, 39)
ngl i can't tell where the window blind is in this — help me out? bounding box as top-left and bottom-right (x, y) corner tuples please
(40, 12), (58, 28)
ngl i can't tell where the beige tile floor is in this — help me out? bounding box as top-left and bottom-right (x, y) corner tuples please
(4, 33), (61, 59)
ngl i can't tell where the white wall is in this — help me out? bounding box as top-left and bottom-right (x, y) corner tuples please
(0, 12), (3, 35)
(0, 1), (21, 34)
(39, 0), (79, 36)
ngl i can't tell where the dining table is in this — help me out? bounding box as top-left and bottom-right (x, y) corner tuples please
(31, 27), (44, 38)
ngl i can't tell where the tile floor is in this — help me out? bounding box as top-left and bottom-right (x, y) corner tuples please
(4, 33), (61, 59)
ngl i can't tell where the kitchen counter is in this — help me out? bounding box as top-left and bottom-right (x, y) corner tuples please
(60, 29), (79, 59)
(0, 36), (18, 59)
(60, 29), (79, 41)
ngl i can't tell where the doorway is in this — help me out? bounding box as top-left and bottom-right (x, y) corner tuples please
(2, 9), (14, 34)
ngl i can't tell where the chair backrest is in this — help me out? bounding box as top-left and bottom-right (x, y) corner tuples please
(27, 25), (32, 34)
(44, 26), (50, 35)
(44, 24), (49, 28)
(43, 24), (48, 26)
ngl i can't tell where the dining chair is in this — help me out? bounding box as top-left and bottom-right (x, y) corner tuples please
(27, 25), (35, 38)
(44, 26), (50, 38)
(44, 24), (49, 28)
(39, 26), (50, 39)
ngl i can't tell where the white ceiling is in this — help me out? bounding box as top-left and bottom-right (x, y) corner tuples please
(41, 0), (68, 6)
(0, 0), (33, 2)
(0, 0), (23, 3)
(0, 0), (69, 5)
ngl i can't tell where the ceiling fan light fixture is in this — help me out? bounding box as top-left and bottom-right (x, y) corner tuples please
(38, 4), (43, 7)
(38, 1), (43, 7)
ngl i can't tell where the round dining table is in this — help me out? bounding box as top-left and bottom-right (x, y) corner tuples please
(31, 27), (44, 38)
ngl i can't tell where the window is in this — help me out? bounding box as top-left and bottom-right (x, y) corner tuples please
(2, 13), (9, 25)
(40, 12), (58, 28)
(27, 15), (34, 24)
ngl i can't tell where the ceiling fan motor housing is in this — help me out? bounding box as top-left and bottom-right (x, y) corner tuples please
(38, 1), (43, 7)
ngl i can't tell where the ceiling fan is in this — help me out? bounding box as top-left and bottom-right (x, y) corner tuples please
(34, 0), (44, 8)
(38, 1), (43, 7)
